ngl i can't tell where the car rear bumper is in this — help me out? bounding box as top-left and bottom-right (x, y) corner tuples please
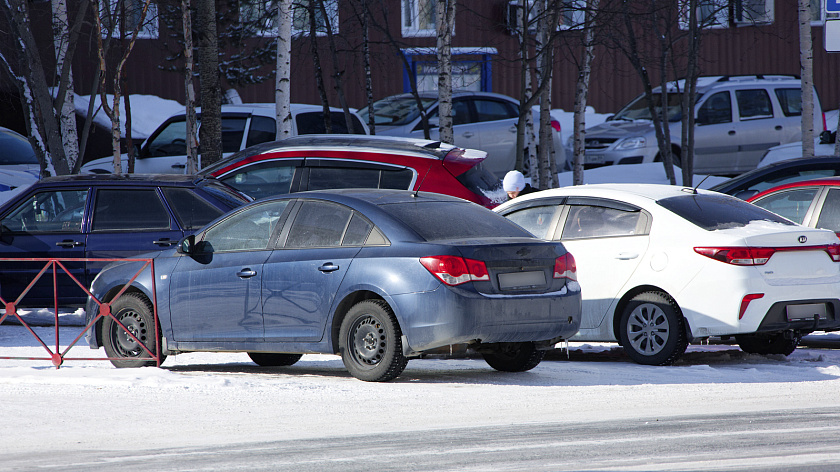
(752, 298), (840, 333)
(391, 282), (582, 353)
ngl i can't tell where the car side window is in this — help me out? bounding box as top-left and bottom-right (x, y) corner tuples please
(473, 99), (518, 123)
(146, 120), (188, 157)
(92, 189), (171, 231)
(308, 168), (381, 190)
(203, 201), (289, 252)
(815, 188), (840, 233)
(220, 117), (248, 153)
(1, 189), (87, 233)
(751, 187), (819, 224)
(342, 213), (374, 246)
(221, 162), (297, 200)
(774, 88), (803, 117)
(736, 89), (773, 120)
(161, 188), (225, 230)
(697, 91), (732, 125)
(561, 205), (646, 239)
(245, 116), (276, 147)
(504, 205), (560, 239)
(285, 201), (353, 248)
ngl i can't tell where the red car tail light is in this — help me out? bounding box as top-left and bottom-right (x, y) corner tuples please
(825, 243), (840, 262)
(694, 247), (776, 266)
(553, 253), (577, 281)
(739, 293), (765, 319)
(420, 256), (489, 286)
(550, 120), (562, 132)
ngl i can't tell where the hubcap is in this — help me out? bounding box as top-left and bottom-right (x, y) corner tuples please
(627, 303), (669, 356)
(350, 315), (386, 366)
(114, 311), (148, 357)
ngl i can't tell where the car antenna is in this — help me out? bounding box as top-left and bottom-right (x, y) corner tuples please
(691, 175), (711, 194)
(413, 163), (433, 199)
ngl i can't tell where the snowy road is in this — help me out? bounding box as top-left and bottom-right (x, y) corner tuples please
(2, 325), (840, 471)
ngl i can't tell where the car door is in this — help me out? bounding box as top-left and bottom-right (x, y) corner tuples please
(85, 187), (184, 281)
(555, 198), (651, 330)
(693, 91), (739, 174)
(134, 119), (191, 174)
(262, 200), (362, 342)
(0, 188), (89, 306)
(469, 98), (520, 176)
(169, 200), (290, 342)
(216, 158), (304, 200)
(733, 88), (780, 172)
(301, 159), (415, 192)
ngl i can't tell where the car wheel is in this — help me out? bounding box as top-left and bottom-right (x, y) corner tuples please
(339, 300), (408, 382)
(736, 333), (799, 356)
(101, 293), (164, 368)
(248, 352), (303, 367)
(618, 291), (687, 365)
(482, 342), (545, 372)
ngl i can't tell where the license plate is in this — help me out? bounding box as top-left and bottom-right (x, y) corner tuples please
(498, 271), (546, 290)
(584, 154), (605, 164)
(786, 303), (828, 321)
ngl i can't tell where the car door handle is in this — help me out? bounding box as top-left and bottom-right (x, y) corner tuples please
(55, 240), (83, 248)
(461, 131), (475, 138)
(728, 130), (736, 135)
(171, 164), (186, 169)
(318, 263), (340, 273)
(153, 238), (174, 246)
(615, 252), (639, 260)
(509, 126), (517, 133)
(236, 269), (257, 278)
(775, 125), (783, 130)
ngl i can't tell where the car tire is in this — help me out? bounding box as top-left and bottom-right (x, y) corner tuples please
(735, 333), (799, 356)
(618, 291), (687, 366)
(248, 352), (303, 367)
(101, 293), (164, 368)
(482, 342), (545, 372)
(339, 300), (408, 382)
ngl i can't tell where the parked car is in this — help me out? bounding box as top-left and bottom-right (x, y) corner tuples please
(358, 91), (565, 178)
(495, 184), (840, 365)
(747, 176), (840, 238)
(80, 104), (369, 174)
(708, 156), (840, 199)
(84, 189), (582, 381)
(199, 135), (506, 208)
(574, 75), (824, 175)
(758, 130), (837, 168)
(0, 174), (250, 307)
(0, 126), (50, 178)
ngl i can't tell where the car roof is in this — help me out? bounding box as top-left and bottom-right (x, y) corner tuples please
(34, 173), (207, 187)
(747, 176), (840, 201)
(287, 188), (469, 205)
(654, 75), (802, 95)
(381, 90), (519, 104)
(168, 103), (355, 120)
(709, 156), (840, 194)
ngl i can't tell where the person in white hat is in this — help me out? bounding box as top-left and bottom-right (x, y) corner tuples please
(502, 170), (539, 200)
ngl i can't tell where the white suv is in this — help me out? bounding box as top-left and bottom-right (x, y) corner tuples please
(81, 104), (368, 174)
(570, 75), (824, 175)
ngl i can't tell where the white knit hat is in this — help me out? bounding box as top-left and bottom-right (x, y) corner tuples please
(502, 170), (525, 192)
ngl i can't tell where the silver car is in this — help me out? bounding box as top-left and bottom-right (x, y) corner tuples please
(572, 75), (824, 176)
(359, 91), (565, 178)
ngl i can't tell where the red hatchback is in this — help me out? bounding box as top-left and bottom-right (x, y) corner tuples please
(747, 176), (840, 238)
(199, 135), (506, 208)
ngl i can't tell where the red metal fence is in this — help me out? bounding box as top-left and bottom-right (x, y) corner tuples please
(0, 257), (160, 368)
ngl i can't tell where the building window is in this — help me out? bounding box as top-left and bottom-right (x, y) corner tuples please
(101, 0), (158, 38)
(733, 0), (774, 25)
(558, 0), (586, 30)
(402, 0), (436, 37)
(679, 0), (775, 29)
(678, 0), (729, 29)
(241, 0), (338, 37)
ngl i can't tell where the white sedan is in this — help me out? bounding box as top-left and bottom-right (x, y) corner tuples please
(495, 184), (840, 365)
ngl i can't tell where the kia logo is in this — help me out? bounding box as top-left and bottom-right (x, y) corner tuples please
(798, 235), (808, 244)
(516, 248), (530, 257)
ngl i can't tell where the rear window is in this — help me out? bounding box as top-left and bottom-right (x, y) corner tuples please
(379, 201), (532, 241)
(455, 163), (506, 205)
(0, 129), (37, 165)
(657, 193), (794, 231)
(295, 112), (366, 134)
(196, 179), (251, 207)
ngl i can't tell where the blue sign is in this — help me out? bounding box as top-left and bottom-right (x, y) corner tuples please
(829, 0), (840, 13)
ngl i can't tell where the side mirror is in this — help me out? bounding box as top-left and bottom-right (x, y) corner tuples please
(427, 117), (440, 128)
(177, 234), (196, 254)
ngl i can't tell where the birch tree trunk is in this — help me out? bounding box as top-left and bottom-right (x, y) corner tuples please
(308, 1), (331, 133)
(572, 0), (599, 186)
(799, 0), (815, 159)
(275, 0), (293, 139)
(319, 0), (355, 133)
(183, 0), (198, 173)
(436, 0), (456, 144)
(362, 0), (375, 134)
(197, 0), (222, 168)
(52, 0), (80, 173)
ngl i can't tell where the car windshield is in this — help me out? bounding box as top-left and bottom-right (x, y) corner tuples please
(0, 129), (38, 165)
(357, 96), (437, 126)
(613, 91), (697, 122)
(379, 201), (533, 241)
(657, 192), (794, 231)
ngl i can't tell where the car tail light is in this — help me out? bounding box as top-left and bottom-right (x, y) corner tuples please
(822, 112), (827, 132)
(696, 244), (840, 265)
(739, 293), (764, 319)
(420, 256), (489, 286)
(553, 253), (577, 281)
(550, 120), (562, 132)
(694, 247), (775, 265)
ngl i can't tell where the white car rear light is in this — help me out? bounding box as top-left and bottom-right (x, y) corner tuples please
(695, 244), (840, 265)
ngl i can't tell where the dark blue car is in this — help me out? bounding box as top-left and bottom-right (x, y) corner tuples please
(0, 174), (250, 306)
(85, 190), (582, 381)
